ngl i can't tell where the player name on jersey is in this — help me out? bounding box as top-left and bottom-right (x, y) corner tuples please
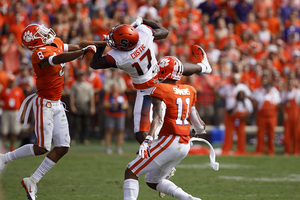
(130, 44), (146, 59)
(173, 88), (190, 95)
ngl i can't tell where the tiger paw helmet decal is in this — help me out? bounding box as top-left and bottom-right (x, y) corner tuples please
(23, 30), (34, 42)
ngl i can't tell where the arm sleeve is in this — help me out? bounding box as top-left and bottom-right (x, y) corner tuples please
(189, 105), (205, 134)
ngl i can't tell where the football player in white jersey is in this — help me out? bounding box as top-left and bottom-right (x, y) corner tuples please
(90, 18), (212, 144)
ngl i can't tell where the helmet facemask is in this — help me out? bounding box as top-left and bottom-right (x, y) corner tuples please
(36, 24), (56, 45)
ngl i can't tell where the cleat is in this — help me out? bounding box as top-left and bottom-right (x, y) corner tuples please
(159, 168), (176, 198)
(192, 45), (212, 74)
(0, 153), (6, 173)
(193, 45), (205, 63)
(21, 177), (37, 200)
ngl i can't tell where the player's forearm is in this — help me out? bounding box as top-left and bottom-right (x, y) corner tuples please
(52, 50), (83, 65)
(148, 116), (163, 139)
(189, 106), (205, 134)
(90, 48), (110, 69)
(143, 19), (168, 40)
(69, 41), (107, 51)
(182, 63), (202, 76)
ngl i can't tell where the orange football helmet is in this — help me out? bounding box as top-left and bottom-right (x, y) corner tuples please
(21, 24), (56, 51)
(157, 56), (183, 81)
(106, 24), (139, 51)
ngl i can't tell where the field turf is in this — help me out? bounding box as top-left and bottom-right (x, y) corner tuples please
(0, 140), (299, 200)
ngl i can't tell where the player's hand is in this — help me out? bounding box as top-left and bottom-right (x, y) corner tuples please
(131, 16), (143, 28)
(192, 129), (206, 137)
(81, 45), (97, 59)
(139, 140), (151, 158)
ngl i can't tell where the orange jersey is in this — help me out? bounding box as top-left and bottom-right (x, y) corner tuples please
(31, 37), (65, 100)
(0, 86), (25, 110)
(150, 83), (197, 143)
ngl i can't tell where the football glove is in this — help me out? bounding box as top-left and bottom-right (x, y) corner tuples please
(131, 16), (143, 28)
(139, 140), (151, 158)
(81, 45), (97, 59)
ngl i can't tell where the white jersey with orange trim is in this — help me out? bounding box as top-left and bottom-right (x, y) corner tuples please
(107, 25), (158, 90)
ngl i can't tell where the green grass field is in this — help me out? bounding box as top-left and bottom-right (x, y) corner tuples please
(0, 140), (299, 200)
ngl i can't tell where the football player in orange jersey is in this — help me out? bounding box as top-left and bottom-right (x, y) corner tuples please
(0, 24), (106, 200)
(90, 17), (212, 145)
(123, 56), (208, 200)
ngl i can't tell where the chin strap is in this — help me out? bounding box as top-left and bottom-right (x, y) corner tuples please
(189, 137), (219, 171)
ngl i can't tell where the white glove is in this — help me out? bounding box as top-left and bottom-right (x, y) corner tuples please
(139, 140), (151, 158)
(131, 16), (143, 28)
(82, 45), (97, 53)
(81, 45), (97, 59)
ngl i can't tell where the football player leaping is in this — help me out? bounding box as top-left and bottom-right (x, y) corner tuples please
(90, 17), (212, 198)
(90, 17), (212, 145)
(0, 24), (106, 200)
(123, 56), (209, 200)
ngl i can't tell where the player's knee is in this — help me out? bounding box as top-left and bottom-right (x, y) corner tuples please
(57, 146), (69, 155)
(33, 144), (48, 155)
(146, 182), (158, 190)
(125, 168), (138, 180)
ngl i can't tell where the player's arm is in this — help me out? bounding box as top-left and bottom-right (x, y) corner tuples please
(147, 97), (166, 140)
(189, 104), (206, 137)
(139, 97), (166, 158)
(67, 41), (107, 51)
(142, 19), (169, 40)
(131, 17), (168, 40)
(182, 63), (203, 75)
(183, 45), (212, 75)
(39, 46), (96, 69)
(90, 47), (117, 69)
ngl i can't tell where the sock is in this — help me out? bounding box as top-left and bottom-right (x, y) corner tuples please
(31, 157), (56, 183)
(123, 179), (139, 200)
(156, 179), (190, 200)
(5, 144), (35, 163)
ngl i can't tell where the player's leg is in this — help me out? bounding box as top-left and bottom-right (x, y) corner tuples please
(20, 97), (57, 200)
(133, 89), (153, 144)
(0, 98), (49, 174)
(145, 139), (199, 200)
(124, 151), (161, 200)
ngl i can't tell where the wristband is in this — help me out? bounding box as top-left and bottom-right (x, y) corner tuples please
(145, 135), (153, 142)
(48, 55), (55, 66)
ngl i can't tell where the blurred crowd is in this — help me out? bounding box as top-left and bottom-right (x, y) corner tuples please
(0, 0), (300, 155)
